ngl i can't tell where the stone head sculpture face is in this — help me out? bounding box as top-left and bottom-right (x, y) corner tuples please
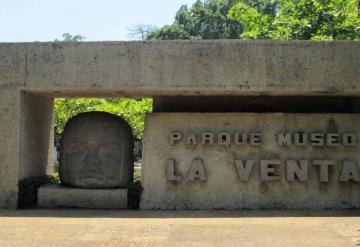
(59, 112), (134, 188)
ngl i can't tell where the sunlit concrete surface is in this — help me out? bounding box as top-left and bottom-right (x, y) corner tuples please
(2, 41), (360, 209)
(141, 113), (360, 210)
(0, 210), (359, 247)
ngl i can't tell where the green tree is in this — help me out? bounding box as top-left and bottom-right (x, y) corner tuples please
(55, 33), (86, 42)
(147, 0), (244, 40)
(228, 0), (360, 40)
(128, 24), (157, 40)
(54, 98), (152, 141)
(145, 0), (280, 40)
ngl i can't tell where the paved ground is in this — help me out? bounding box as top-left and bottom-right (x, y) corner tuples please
(0, 210), (359, 247)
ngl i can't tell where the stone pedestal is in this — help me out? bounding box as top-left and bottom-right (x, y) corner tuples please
(38, 184), (127, 209)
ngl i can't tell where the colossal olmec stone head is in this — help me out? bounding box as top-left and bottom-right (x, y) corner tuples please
(59, 112), (134, 188)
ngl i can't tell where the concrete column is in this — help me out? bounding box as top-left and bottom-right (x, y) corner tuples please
(0, 90), (53, 209)
(0, 89), (21, 209)
(20, 92), (54, 179)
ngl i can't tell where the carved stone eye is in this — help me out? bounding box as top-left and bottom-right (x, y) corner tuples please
(99, 145), (119, 159)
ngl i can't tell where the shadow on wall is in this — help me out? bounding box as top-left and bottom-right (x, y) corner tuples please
(4, 209), (360, 219)
(153, 96), (360, 113)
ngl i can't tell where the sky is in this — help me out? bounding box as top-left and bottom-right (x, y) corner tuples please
(0, 0), (196, 42)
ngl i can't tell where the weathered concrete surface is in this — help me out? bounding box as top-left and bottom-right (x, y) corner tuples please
(0, 44), (26, 88)
(0, 41), (360, 209)
(38, 185), (127, 209)
(0, 91), (54, 209)
(0, 210), (359, 246)
(0, 90), (21, 209)
(20, 92), (54, 178)
(0, 41), (359, 96)
(141, 113), (360, 209)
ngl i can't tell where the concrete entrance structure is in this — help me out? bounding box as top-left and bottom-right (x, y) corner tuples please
(0, 41), (360, 209)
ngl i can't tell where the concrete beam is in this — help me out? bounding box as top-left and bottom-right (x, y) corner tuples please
(0, 90), (53, 209)
(0, 41), (359, 97)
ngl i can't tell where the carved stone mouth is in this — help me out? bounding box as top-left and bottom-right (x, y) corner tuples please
(78, 170), (106, 183)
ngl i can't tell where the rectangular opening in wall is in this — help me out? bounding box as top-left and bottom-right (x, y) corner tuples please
(19, 96), (152, 209)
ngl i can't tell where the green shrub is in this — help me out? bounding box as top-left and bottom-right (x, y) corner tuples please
(128, 170), (143, 209)
(18, 173), (60, 209)
(54, 98), (152, 142)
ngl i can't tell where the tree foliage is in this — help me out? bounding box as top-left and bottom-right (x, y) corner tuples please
(228, 0), (360, 40)
(147, 0), (244, 40)
(55, 98), (152, 141)
(128, 24), (157, 40)
(55, 33), (86, 42)
(146, 0), (359, 41)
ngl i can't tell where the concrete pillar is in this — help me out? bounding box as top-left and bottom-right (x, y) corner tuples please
(0, 90), (53, 209)
(0, 89), (21, 209)
(20, 92), (54, 179)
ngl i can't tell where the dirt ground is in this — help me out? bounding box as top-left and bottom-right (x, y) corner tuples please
(0, 210), (359, 247)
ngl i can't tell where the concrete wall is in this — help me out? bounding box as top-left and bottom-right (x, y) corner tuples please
(141, 113), (360, 209)
(0, 41), (360, 209)
(0, 90), (21, 208)
(0, 91), (53, 208)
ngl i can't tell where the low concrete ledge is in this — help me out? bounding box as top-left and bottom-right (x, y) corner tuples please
(38, 184), (127, 209)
